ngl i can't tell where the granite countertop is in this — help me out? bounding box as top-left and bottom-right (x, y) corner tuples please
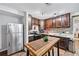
(28, 34), (41, 37)
(41, 33), (74, 40)
(28, 32), (74, 40)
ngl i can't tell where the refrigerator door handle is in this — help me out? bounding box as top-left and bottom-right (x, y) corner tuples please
(9, 42), (10, 47)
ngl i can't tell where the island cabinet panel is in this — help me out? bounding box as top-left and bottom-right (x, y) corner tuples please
(44, 18), (53, 30)
(55, 16), (62, 28)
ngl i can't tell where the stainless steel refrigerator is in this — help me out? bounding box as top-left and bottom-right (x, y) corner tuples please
(7, 23), (23, 55)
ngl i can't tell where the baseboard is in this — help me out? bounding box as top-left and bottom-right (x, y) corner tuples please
(8, 49), (24, 56)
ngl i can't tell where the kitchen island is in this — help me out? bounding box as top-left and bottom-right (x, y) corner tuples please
(25, 37), (60, 56)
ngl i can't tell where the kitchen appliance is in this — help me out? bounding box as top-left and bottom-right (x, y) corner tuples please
(7, 23), (23, 55)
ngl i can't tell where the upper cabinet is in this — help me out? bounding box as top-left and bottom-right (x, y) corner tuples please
(30, 13), (70, 30)
(44, 18), (52, 29)
(62, 13), (70, 27)
(40, 20), (44, 29)
(52, 18), (56, 28)
(31, 17), (40, 25)
(55, 16), (62, 28)
(44, 13), (70, 29)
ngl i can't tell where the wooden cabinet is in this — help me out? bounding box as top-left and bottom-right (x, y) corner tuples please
(32, 17), (39, 25)
(52, 19), (56, 28)
(55, 16), (62, 28)
(59, 38), (69, 50)
(44, 13), (70, 29)
(31, 17), (40, 30)
(45, 18), (52, 30)
(54, 37), (69, 51)
(59, 38), (74, 52)
(40, 20), (44, 29)
(62, 13), (70, 27)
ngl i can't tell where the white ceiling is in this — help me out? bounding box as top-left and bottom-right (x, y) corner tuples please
(0, 3), (79, 19)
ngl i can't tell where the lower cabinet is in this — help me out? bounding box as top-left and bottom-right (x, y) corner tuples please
(59, 38), (74, 52)
(53, 37), (74, 52)
(59, 38), (69, 50)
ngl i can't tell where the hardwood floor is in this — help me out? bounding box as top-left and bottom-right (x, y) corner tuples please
(11, 47), (75, 56)
(11, 51), (26, 56)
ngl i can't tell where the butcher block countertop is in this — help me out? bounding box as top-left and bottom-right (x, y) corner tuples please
(24, 37), (60, 56)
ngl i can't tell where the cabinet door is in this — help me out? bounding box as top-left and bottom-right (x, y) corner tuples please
(52, 18), (56, 28)
(55, 16), (62, 28)
(59, 38), (69, 50)
(59, 38), (66, 49)
(32, 18), (39, 25)
(62, 13), (70, 27)
(66, 14), (70, 27)
(40, 20), (44, 29)
(45, 18), (52, 30)
(34, 19), (39, 25)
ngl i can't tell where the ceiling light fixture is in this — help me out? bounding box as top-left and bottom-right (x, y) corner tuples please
(41, 3), (51, 16)
(45, 3), (51, 6)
